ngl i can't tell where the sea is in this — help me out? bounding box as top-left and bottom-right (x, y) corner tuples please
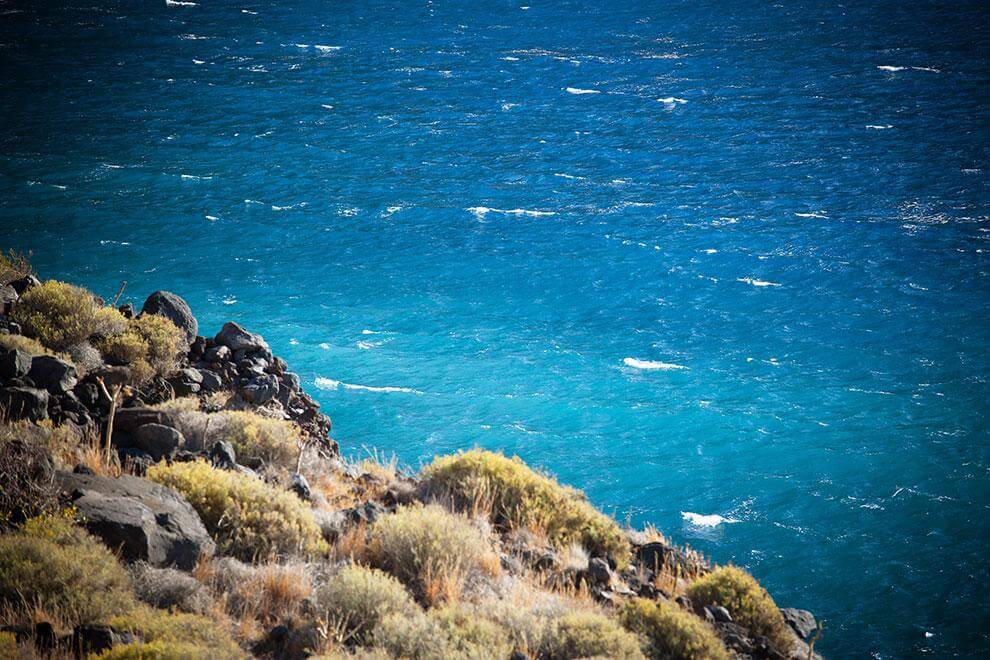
(1, 0), (988, 655)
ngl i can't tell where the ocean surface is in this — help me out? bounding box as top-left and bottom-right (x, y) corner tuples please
(2, 0), (988, 655)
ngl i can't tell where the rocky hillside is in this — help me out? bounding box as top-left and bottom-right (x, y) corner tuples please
(0, 255), (822, 659)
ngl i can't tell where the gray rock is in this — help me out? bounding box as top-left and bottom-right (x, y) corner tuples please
(345, 501), (385, 525)
(0, 385), (49, 421)
(27, 355), (78, 394)
(88, 365), (132, 388)
(214, 321), (269, 353)
(57, 471), (215, 569)
(204, 344), (231, 363)
(0, 349), (32, 380)
(0, 285), (17, 314)
(290, 473), (312, 501)
(780, 608), (817, 641)
(586, 557), (613, 586)
(141, 291), (198, 345)
(72, 624), (137, 656)
(282, 371), (301, 392)
(168, 367), (203, 396)
(197, 368), (223, 393)
(114, 406), (177, 433)
(707, 605), (733, 623)
(133, 423), (185, 461)
(239, 373), (279, 404)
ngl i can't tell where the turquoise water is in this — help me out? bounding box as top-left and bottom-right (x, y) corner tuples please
(2, 0), (988, 655)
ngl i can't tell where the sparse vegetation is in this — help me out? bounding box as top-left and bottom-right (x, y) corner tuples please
(424, 449), (631, 567)
(368, 504), (500, 605)
(0, 249), (32, 286)
(620, 597), (729, 660)
(0, 430), (57, 525)
(96, 313), (183, 385)
(0, 333), (67, 360)
(11, 280), (107, 350)
(0, 511), (134, 627)
(103, 605), (245, 659)
(146, 460), (327, 560)
(215, 410), (299, 469)
(686, 565), (793, 651)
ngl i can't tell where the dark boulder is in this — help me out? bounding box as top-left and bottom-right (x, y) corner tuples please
(142, 291), (198, 345)
(56, 471), (215, 569)
(214, 321), (269, 353)
(282, 371), (301, 392)
(71, 624), (136, 656)
(0, 386), (49, 421)
(345, 501), (385, 525)
(780, 608), (817, 641)
(190, 335), (206, 358)
(290, 473), (312, 501)
(27, 355), (78, 394)
(239, 373), (279, 404)
(114, 406), (176, 433)
(168, 367), (203, 396)
(133, 423), (185, 461)
(197, 368), (222, 393)
(707, 605), (733, 623)
(87, 365), (132, 389)
(118, 303), (135, 319)
(586, 557), (613, 586)
(0, 349), (32, 380)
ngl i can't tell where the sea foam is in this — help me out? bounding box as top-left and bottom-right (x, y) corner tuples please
(623, 358), (688, 371)
(681, 512), (739, 527)
(314, 376), (423, 394)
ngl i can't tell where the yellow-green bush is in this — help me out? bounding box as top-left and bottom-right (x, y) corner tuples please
(0, 511), (134, 626)
(432, 604), (513, 659)
(0, 333), (67, 359)
(369, 504), (499, 604)
(315, 564), (418, 644)
(544, 611), (645, 660)
(423, 449), (631, 567)
(96, 313), (183, 385)
(101, 605), (245, 659)
(620, 598), (729, 660)
(146, 460), (326, 561)
(10, 280), (106, 350)
(686, 566), (792, 651)
(0, 631), (18, 658)
(216, 410), (299, 469)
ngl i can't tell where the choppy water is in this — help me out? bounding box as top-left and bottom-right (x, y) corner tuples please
(2, 0), (988, 655)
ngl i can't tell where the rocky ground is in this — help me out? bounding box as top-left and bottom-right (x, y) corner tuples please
(0, 267), (822, 659)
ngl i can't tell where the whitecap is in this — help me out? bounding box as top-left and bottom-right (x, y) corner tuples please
(554, 172), (585, 180)
(467, 206), (555, 218)
(501, 56), (520, 61)
(222, 297), (237, 305)
(361, 329), (384, 335)
(318, 342), (330, 350)
(794, 211), (827, 218)
(321, 104), (334, 109)
(165, 0), (197, 6)
(205, 215), (219, 221)
(314, 45), (342, 52)
(623, 357), (688, 371)
(241, 9), (258, 14)
(737, 277), (781, 287)
(681, 512), (738, 527)
(703, 248), (717, 254)
(271, 202), (308, 211)
(877, 65), (906, 72)
(657, 96), (687, 104)
(294, 43), (310, 49)
(356, 341), (378, 350)
(314, 377), (423, 395)
(180, 173), (211, 180)
(566, 87), (600, 95)
(866, 124), (893, 130)
(877, 65), (940, 73)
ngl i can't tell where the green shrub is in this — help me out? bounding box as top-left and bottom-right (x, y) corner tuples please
(146, 460), (326, 560)
(620, 598), (729, 660)
(432, 604), (513, 659)
(686, 566), (792, 651)
(216, 410), (299, 469)
(544, 611), (645, 659)
(102, 605), (244, 659)
(96, 313), (183, 385)
(369, 504), (499, 604)
(11, 280), (105, 350)
(0, 511), (134, 626)
(315, 564), (418, 644)
(423, 449), (631, 567)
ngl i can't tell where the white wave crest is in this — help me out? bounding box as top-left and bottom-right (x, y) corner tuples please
(566, 87), (600, 95)
(165, 0), (197, 6)
(467, 206), (555, 218)
(738, 277), (781, 287)
(866, 124), (893, 130)
(657, 96), (687, 105)
(623, 358), (688, 371)
(794, 211), (827, 218)
(314, 45), (342, 52)
(681, 512), (738, 527)
(314, 377), (423, 395)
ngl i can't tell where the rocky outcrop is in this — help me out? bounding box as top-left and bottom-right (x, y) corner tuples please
(56, 471), (215, 570)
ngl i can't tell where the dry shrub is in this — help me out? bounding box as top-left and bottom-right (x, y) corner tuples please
(0, 432), (57, 525)
(368, 504), (500, 606)
(0, 511), (134, 627)
(424, 449), (631, 568)
(96, 313), (183, 385)
(129, 562), (212, 614)
(146, 460), (327, 561)
(544, 610), (645, 659)
(620, 597), (729, 659)
(314, 564), (418, 646)
(0, 249), (32, 286)
(0, 333), (68, 360)
(686, 566), (792, 651)
(102, 605), (244, 659)
(11, 280), (106, 350)
(214, 410), (300, 469)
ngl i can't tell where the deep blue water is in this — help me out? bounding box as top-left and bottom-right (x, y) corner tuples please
(2, 0), (989, 655)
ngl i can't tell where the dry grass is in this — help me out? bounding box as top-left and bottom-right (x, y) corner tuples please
(0, 249), (32, 286)
(314, 564), (419, 647)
